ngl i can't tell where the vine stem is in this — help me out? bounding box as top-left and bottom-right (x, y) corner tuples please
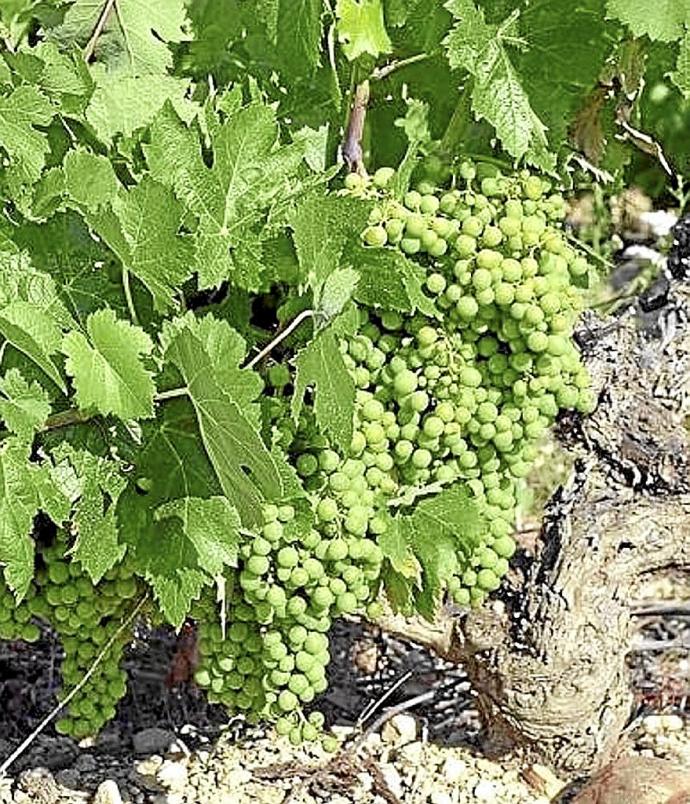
(83, 0), (117, 62)
(0, 594), (148, 778)
(122, 266), (139, 325)
(565, 232), (616, 271)
(155, 387), (188, 402)
(244, 309), (314, 369)
(371, 53), (429, 82)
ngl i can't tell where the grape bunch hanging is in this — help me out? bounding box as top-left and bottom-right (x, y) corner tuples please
(190, 160), (593, 744)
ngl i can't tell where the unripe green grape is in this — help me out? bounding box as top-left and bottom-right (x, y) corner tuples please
(374, 166), (395, 187)
(404, 190), (422, 210)
(401, 237), (421, 255)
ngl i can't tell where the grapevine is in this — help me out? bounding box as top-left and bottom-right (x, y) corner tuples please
(0, 0), (680, 762)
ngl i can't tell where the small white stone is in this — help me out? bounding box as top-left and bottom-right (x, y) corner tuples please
(399, 741), (425, 765)
(357, 772), (374, 792)
(152, 796), (184, 804)
(135, 756), (163, 777)
(473, 779), (498, 802)
(93, 780), (123, 804)
(225, 768), (252, 786)
(430, 792), (453, 804)
(381, 714), (417, 746)
(442, 756), (469, 785)
(156, 760), (188, 793)
(379, 764), (403, 799)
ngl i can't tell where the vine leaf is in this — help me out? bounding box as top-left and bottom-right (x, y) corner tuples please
(606, 0), (690, 42)
(351, 246), (439, 318)
(396, 485), (484, 618)
(0, 439), (70, 599)
(52, 445), (127, 583)
(116, 398), (225, 625)
(146, 101), (314, 289)
(444, 0), (552, 170)
(64, 149), (119, 210)
(52, 0), (189, 77)
(336, 0), (392, 60)
(150, 496), (241, 625)
(76, 176), (195, 312)
(161, 312), (264, 428)
(258, 0), (325, 80)
(0, 369), (51, 440)
(86, 73), (196, 143)
(0, 86), (54, 189)
(0, 300), (67, 393)
(62, 308), (156, 420)
(292, 329), (356, 453)
(290, 191), (371, 292)
(164, 322), (283, 526)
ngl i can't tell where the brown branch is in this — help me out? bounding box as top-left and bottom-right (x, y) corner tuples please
(342, 80), (370, 175)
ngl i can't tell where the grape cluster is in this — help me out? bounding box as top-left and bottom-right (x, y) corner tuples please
(192, 499), (382, 745)
(32, 534), (141, 740)
(0, 570), (40, 643)
(334, 162), (592, 603)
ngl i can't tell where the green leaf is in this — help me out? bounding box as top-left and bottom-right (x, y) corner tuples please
(292, 329), (355, 453)
(86, 73), (196, 143)
(444, 0), (552, 168)
(397, 485), (484, 618)
(149, 496), (240, 625)
(350, 245), (440, 317)
(378, 521), (421, 580)
(52, 0), (189, 76)
(80, 177), (195, 312)
(53, 445), (127, 583)
(336, 0), (392, 60)
(0, 368), (51, 438)
(62, 308), (156, 420)
(0, 439), (69, 599)
(0, 300), (67, 393)
(164, 324), (283, 525)
(606, 0), (690, 42)
(116, 397), (224, 623)
(161, 312), (264, 428)
(156, 496), (240, 576)
(315, 267), (359, 327)
(64, 149), (119, 210)
(259, 0), (325, 79)
(672, 30), (690, 96)
(290, 191), (371, 291)
(146, 102), (313, 288)
(0, 85), (54, 187)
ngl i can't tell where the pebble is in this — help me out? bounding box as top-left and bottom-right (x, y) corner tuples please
(430, 792), (453, 804)
(133, 728), (176, 756)
(74, 755), (97, 773)
(135, 756), (164, 777)
(399, 741), (425, 765)
(442, 756), (469, 785)
(381, 714), (417, 746)
(55, 769), (81, 789)
(93, 780), (123, 804)
(156, 761), (188, 792)
(379, 764), (403, 799)
(16, 768), (60, 804)
(473, 779), (498, 801)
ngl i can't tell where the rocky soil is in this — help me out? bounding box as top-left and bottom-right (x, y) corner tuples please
(0, 588), (687, 804)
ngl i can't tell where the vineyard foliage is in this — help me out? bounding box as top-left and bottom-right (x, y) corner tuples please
(0, 0), (681, 741)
